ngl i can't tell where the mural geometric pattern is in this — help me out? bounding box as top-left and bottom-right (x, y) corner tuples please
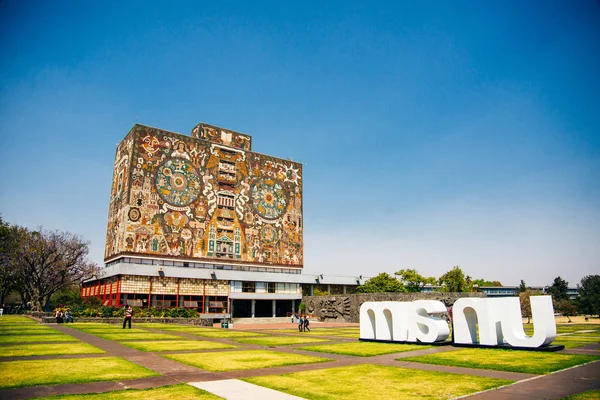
(155, 158), (202, 207)
(251, 179), (287, 219)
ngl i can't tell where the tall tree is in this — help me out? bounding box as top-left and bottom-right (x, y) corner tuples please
(0, 218), (27, 307)
(438, 266), (473, 292)
(555, 299), (577, 323)
(518, 280), (527, 293)
(395, 269), (427, 292)
(546, 276), (569, 302)
(577, 275), (600, 316)
(356, 273), (406, 293)
(11, 227), (99, 311)
(519, 288), (543, 323)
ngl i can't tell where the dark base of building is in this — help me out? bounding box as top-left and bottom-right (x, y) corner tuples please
(453, 343), (565, 352)
(359, 338), (452, 346)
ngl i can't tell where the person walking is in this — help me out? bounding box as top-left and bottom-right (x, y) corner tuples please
(298, 314), (304, 332)
(123, 305), (133, 329)
(303, 314), (310, 332)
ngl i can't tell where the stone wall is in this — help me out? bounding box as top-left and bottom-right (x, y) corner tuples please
(303, 292), (487, 323)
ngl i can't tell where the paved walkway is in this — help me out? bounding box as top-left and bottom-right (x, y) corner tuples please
(0, 320), (598, 399)
(190, 379), (304, 400)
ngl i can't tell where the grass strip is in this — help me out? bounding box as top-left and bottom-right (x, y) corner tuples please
(120, 340), (236, 352)
(402, 348), (599, 374)
(134, 323), (213, 332)
(0, 357), (158, 389)
(233, 336), (329, 346)
(0, 343), (105, 357)
(91, 332), (182, 341)
(163, 349), (329, 372)
(191, 330), (266, 339)
(0, 334), (78, 344)
(560, 389), (600, 400)
(301, 342), (431, 356)
(0, 328), (61, 336)
(244, 364), (512, 400)
(30, 384), (222, 399)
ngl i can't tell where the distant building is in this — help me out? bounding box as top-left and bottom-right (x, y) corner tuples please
(421, 285), (579, 299)
(82, 122), (360, 319)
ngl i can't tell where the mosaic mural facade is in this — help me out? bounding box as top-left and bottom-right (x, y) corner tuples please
(104, 123), (303, 268)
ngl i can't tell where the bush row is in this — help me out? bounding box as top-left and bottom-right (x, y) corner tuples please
(69, 305), (201, 318)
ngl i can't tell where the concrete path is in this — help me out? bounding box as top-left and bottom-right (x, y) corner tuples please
(465, 360), (600, 399)
(190, 379), (305, 400)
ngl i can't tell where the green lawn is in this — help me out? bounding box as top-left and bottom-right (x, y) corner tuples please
(301, 342), (431, 357)
(244, 364), (512, 400)
(119, 340), (236, 352)
(402, 348), (599, 374)
(554, 335), (600, 349)
(233, 336), (330, 346)
(135, 323), (213, 332)
(0, 357), (158, 389)
(191, 329), (266, 339)
(0, 328), (62, 335)
(30, 384), (223, 399)
(267, 328), (358, 338)
(0, 316), (37, 324)
(163, 350), (330, 372)
(0, 343), (105, 357)
(0, 334), (78, 344)
(91, 332), (183, 341)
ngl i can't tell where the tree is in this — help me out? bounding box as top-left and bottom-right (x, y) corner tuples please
(555, 299), (577, 323)
(0, 217), (27, 307)
(395, 269), (427, 292)
(546, 276), (569, 302)
(11, 227), (99, 311)
(518, 280), (527, 293)
(356, 273), (406, 293)
(577, 275), (600, 316)
(519, 288), (543, 323)
(438, 266), (473, 292)
(472, 278), (503, 287)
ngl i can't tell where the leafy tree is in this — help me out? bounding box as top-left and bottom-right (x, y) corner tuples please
(10, 227), (99, 311)
(472, 278), (503, 287)
(438, 266), (473, 292)
(50, 286), (85, 309)
(518, 280), (527, 293)
(313, 288), (329, 296)
(577, 275), (600, 316)
(356, 273), (406, 293)
(424, 276), (438, 285)
(546, 276), (569, 302)
(555, 299), (577, 323)
(395, 269), (428, 292)
(519, 288), (543, 323)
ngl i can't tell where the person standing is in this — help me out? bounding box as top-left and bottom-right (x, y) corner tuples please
(123, 305), (133, 329)
(298, 314), (304, 332)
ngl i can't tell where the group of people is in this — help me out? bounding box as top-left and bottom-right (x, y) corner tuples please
(294, 313), (311, 332)
(54, 308), (73, 323)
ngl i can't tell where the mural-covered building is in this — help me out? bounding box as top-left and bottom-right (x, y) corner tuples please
(83, 122), (360, 319)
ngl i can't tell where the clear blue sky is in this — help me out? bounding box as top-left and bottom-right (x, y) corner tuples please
(1, 1), (598, 286)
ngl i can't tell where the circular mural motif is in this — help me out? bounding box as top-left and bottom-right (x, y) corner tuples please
(260, 224), (279, 245)
(128, 207), (141, 222)
(155, 158), (202, 207)
(251, 179), (287, 219)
